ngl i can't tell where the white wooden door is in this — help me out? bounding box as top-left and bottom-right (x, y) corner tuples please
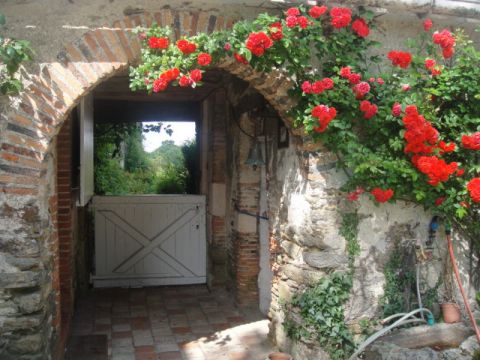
(92, 195), (206, 288)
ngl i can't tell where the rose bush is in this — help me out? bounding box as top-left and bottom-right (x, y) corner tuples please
(130, 6), (480, 242)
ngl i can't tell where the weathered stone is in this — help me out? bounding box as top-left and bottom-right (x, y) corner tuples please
(281, 264), (325, 286)
(376, 323), (473, 349)
(290, 339), (330, 360)
(0, 272), (39, 289)
(0, 315), (43, 332)
(0, 300), (18, 316)
(365, 342), (440, 360)
(4, 256), (39, 271)
(7, 334), (42, 354)
(303, 250), (348, 270)
(14, 292), (42, 314)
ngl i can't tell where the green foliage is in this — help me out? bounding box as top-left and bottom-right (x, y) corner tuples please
(0, 13), (34, 94)
(380, 243), (417, 317)
(283, 272), (355, 360)
(476, 291), (480, 306)
(339, 212), (360, 269)
(282, 212), (360, 359)
(130, 6), (480, 252)
(95, 123), (158, 195)
(156, 163), (186, 194)
(181, 139), (199, 194)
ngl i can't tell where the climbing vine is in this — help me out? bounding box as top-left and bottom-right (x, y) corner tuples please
(282, 212), (360, 359)
(0, 12), (34, 95)
(130, 5), (480, 250)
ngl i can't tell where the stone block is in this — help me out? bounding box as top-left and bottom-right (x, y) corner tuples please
(281, 264), (325, 286)
(0, 314), (43, 332)
(15, 292), (42, 314)
(0, 271), (40, 289)
(303, 250), (348, 270)
(7, 334), (42, 354)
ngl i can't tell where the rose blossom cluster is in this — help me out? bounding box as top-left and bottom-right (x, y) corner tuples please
(153, 68), (180, 93)
(246, 32), (274, 56)
(340, 66), (361, 85)
(424, 58), (442, 76)
(467, 178), (480, 203)
(415, 156), (458, 186)
(148, 36), (169, 49)
(176, 39), (197, 54)
(433, 29), (455, 59)
(351, 18), (370, 37)
(301, 78), (334, 94)
(402, 105), (439, 155)
(178, 69), (202, 87)
(285, 7), (309, 29)
(387, 51), (412, 69)
(370, 188), (394, 203)
(461, 132), (480, 150)
(330, 7), (352, 28)
(359, 100), (378, 119)
(311, 105), (337, 133)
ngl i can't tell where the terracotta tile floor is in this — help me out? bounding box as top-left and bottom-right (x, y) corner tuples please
(70, 285), (274, 360)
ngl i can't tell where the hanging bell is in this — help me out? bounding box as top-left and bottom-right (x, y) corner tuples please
(245, 140), (265, 170)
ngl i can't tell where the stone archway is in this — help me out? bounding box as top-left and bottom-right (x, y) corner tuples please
(0, 9), (301, 358)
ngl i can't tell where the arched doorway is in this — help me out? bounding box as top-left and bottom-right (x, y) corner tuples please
(0, 10), (302, 358)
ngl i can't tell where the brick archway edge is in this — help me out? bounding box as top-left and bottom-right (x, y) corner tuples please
(0, 8), (298, 358)
(1, 10), (298, 199)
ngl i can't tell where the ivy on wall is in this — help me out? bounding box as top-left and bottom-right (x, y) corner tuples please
(282, 212), (360, 360)
(0, 12), (34, 95)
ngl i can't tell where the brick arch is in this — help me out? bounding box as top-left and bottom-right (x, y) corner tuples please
(0, 9), (301, 358)
(3, 10), (298, 191)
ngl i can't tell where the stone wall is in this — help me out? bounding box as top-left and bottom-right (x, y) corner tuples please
(1, 1), (480, 359)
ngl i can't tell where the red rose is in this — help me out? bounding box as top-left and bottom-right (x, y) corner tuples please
(377, 77), (385, 85)
(424, 58), (436, 69)
(353, 81), (370, 96)
(177, 39), (197, 54)
(286, 7), (300, 17)
(234, 53), (249, 65)
(309, 5), (327, 19)
(301, 81), (312, 94)
(190, 69), (202, 82)
(402, 84), (411, 91)
(456, 169), (465, 177)
(351, 18), (370, 37)
(179, 75), (192, 87)
(467, 178), (480, 203)
(311, 81), (324, 94)
(340, 66), (351, 78)
(246, 31), (273, 57)
(415, 156), (458, 186)
(442, 47), (454, 59)
(321, 78), (334, 90)
(359, 100), (377, 119)
(269, 22), (283, 41)
(438, 141), (456, 153)
(348, 73), (361, 85)
(423, 19), (433, 32)
(286, 16), (298, 28)
(330, 7), (352, 29)
(148, 37), (169, 49)
(224, 43), (232, 51)
(387, 51), (412, 69)
(392, 102), (402, 117)
(153, 78), (168, 93)
(311, 105), (337, 132)
(197, 53), (212, 66)
(461, 132), (480, 150)
(347, 187), (364, 201)
(434, 197), (445, 206)
(297, 16), (309, 29)
(370, 188), (394, 203)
